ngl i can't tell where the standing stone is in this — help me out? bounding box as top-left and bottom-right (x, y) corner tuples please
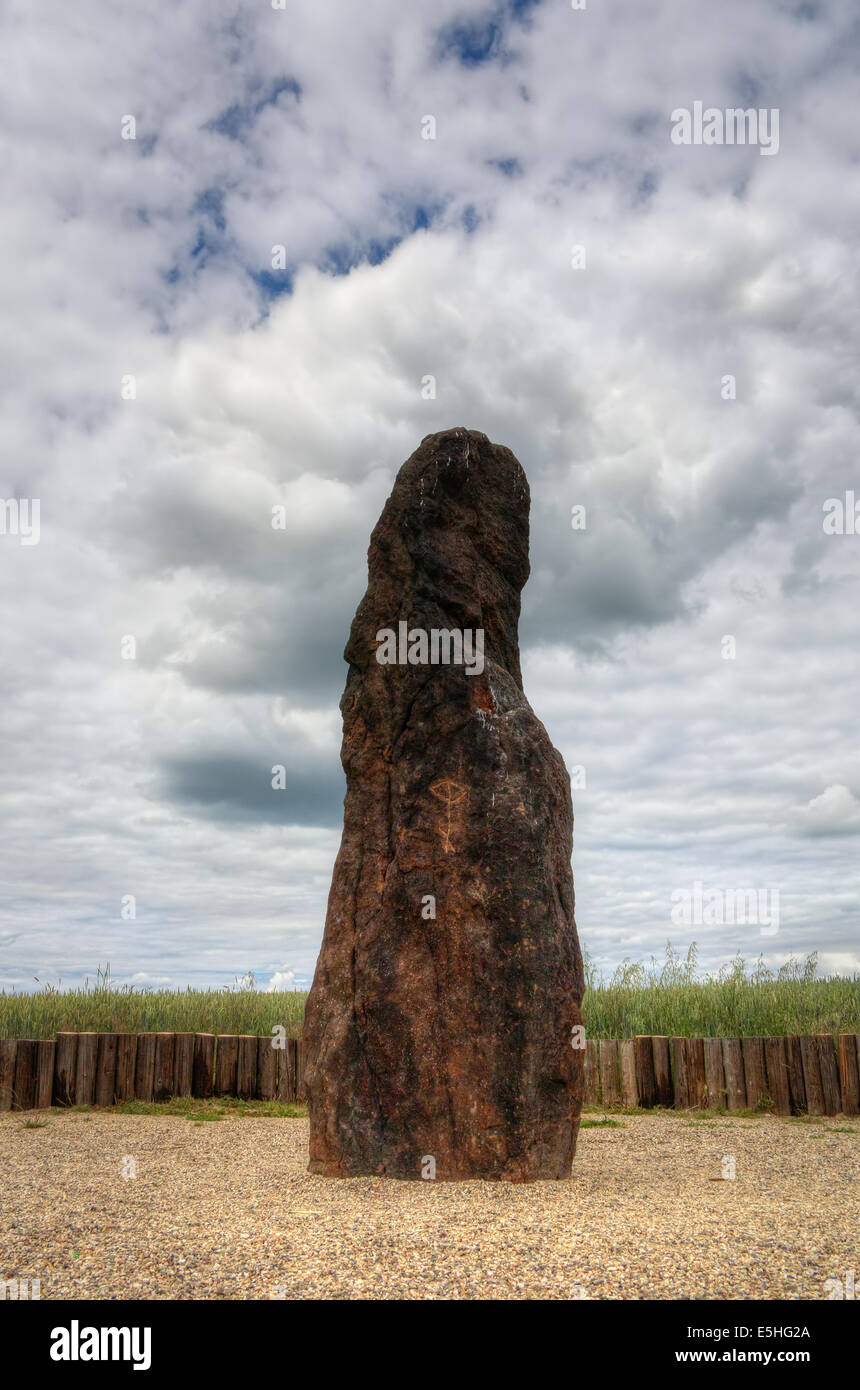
(304, 428), (583, 1180)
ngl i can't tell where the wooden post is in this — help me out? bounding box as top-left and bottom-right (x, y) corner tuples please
(12, 1039), (38, 1111)
(174, 1033), (194, 1097)
(74, 1032), (98, 1106)
(257, 1036), (276, 1100)
(672, 1037), (689, 1109)
(36, 1039), (55, 1110)
(634, 1035), (656, 1108)
(742, 1037), (768, 1111)
(619, 1039), (638, 1107)
(296, 1039), (307, 1102)
(276, 1038), (296, 1102)
(192, 1034), (215, 1098)
(153, 1034), (175, 1102)
(0, 1039), (16, 1111)
(764, 1037), (791, 1116)
(288, 1039), (301, 1102)
(53, 1033), (78, 1107)
(836, 1035), (860, 1115)
(598, 1040), (620, 1107)
(722, 1039), (746, 1111)
(703, 1037), (726, 1110)
(135, 1033), (156, 1102)
(115, 1034), (138, 1103)
(583, 1039), (599, 1104)
(215, 1035), (239, 1095)
(652, 1036), (672, 1107)
(786, 1035), (807, 1114)
(237, 1036), (257, 1100)
(799, 1035), (825, 1115)
(686, 1038), (707, 1110)
(816, 1036), (841, 1116)
(94, 1034), (118, 1108)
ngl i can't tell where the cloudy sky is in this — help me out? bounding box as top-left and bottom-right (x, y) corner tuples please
(2, 0), (859, 994)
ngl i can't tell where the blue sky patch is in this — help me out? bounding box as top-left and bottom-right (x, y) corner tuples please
(435, 0), (542, 66)
(436, 16), (502, 67)
(634, 170), (659, 205)
(250, 267), (294, 300)
(316, 203), (441, 278)
(209, 76), (302, 140)
(194, 187), (227, 233)
(489, 157), (523, 178)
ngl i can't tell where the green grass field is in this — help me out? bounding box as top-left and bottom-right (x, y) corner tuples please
(580, 943), (859, 1038)
(0, 944), (857, 1040)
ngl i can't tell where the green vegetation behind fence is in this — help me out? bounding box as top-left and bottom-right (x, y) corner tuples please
(0, 945), (857, 1040)
(581, 944), (859, 1039)
(0, 971), (307, 1040)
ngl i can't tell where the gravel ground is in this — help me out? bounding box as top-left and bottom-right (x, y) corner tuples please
(1, 1110), (857, 1300)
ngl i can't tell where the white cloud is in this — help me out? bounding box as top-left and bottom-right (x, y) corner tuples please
(798, 785), (860, 838)
(265, 969), (296, 993)
(1, 0), (858, 990)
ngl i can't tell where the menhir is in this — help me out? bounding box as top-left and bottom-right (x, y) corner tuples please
(303, 428), (583, 1180)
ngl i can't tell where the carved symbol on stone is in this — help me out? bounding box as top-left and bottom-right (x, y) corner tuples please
(429, 778), (469, 853)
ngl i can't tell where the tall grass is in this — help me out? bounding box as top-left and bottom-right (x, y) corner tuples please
(581, 942), (860, 1038)
(0, 968), (307, 1040)
(0, 945), (857, 1039)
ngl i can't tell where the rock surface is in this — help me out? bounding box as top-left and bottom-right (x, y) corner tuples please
(303, 427), (583, 1180)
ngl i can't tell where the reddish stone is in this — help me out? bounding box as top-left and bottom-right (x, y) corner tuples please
(304, 428), (583, 1179)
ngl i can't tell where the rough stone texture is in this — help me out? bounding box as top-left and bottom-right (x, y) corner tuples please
(303, 427), (583, 1180)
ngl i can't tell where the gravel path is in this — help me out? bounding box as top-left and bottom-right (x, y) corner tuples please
(2, 1111), (857, 1300)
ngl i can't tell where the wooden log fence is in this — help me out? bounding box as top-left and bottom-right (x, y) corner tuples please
(0, 1033), (858, 1115)
(95, 1033), (117, 1109)
(722, 1038), (746, 1112)
(741, 1037), (768, 1112)
(763, 1036), (791, 1116)
(115, 1033), (137, 1103)
(619, 1039), (638, 1108)
(0, 1032), (309, 1112)
(652, 1036), (673, 1108)
(702, 1036), (725, 1110)
(579, 1033), (859, 1116)
(686, 1037), (707, 1111)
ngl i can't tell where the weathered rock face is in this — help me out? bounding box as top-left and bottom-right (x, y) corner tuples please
(303, 427), (583, 1180)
